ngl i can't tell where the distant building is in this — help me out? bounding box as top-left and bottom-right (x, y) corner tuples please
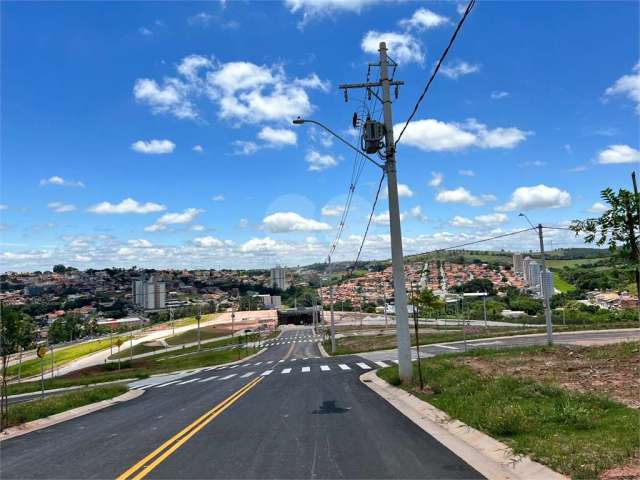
(528, 261), (541, 288)
(132, 275), (166, 310)
(540, 269), (555, 299)
(253, 294), (282, 309)
(522, 257), (533, 284)
(512, 253), (524, 274)
(270, 267), (289, 291)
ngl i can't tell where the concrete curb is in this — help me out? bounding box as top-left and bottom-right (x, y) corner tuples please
(0, 389), (145, 442)
(7, 378), (138, 400)
(360, 371), (568, 480)
(317, 340), (330, 358)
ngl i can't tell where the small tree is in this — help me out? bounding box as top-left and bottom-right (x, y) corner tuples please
(571, 186), (639, 318)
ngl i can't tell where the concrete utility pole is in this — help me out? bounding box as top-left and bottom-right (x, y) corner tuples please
(196, 303), (202, 352)
(336, 42), (411, 381)
(537, 224), (554, 346)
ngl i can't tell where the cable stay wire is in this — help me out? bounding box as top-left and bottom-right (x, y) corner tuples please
(349, 171), (386, 274)
(395, 0), (476, 148)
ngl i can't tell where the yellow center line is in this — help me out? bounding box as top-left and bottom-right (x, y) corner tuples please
(117, 376), (263, 480)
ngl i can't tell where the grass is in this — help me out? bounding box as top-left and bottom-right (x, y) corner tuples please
(6, 368), (148, 396)
(165, 325), (229, 346)
(552, 272), (576, 293)
(5, 385), (128, 427)
(7, 336), (126, 379)
(378, 347), (640, 479)
(546, 258), (606, 268)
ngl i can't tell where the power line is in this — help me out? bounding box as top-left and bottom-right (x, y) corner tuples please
(409, 227), (536, 259)
(350, 172), (386, 271)
(395, 0), (476, 147)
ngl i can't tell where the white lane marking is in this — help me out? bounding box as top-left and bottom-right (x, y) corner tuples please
(241, 364), (251, 367)
(198, 376), (219, 382)
(302, 357), (308, 360)
(240, 371), (255, 378)
(320, 365), (330, 371)
(261, 370), (273, 376)
(220, 374), (236, 380)
(266, 360), (273, 364)
(154, 380), (181, 388)
(253, 362), (263, 365)
(229, 365), (239, 369)
(178, 378), (200, 385)
(338, 364), (351, 370)
(375, 361), (390, 368)
(472, 341), (502, 346)
(291, 358), (297, 362)
(433, 344), (459, 350)
(301, 367), (311, 373)
(281, 368), (292, 374)
(356, 363), (372, 370)
(278, 360), (285, 363)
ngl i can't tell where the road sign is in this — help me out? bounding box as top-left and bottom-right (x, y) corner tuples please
(37, 345), (47, 358)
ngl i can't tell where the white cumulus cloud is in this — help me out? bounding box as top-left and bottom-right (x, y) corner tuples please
(258, 127), (298, 146)
(262, 212), (331, 233)
(131, 139), (176, 154)
(361, 31), (423, 64)
(496, 185), (571, 212)
(193, 236), (225, 248)
(305, 150), (338, 171)
(604, 62), (640, 114)
(321, 204), (345, 217)
(436, 187), (496, 207)
(399, 8), (449, 30)
(146, 208), (204, 231)
(441, 60), (481, 79)
(596, 144), (640, 164)
(394, 118), (530, 152)
(88, 198), (166, 214)
(428, 172), (444, 187)
(587, 202), (608, 214)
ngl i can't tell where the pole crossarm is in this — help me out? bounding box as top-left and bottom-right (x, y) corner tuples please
(338, 81), (404, 89)
(292, 118), (384, 169)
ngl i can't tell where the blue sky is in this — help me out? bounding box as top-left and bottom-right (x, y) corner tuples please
(1, 0), (639, 272)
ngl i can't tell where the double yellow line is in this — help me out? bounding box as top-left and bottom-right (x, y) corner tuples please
(117, 377), (263, 480)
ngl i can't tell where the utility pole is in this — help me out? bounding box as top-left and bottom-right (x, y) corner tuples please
(328, 256), (336, 354)
(382, 283), (388, 329)
(196, 303), (202, 352)
(169, 307), (175, 336)
(482, 293), (487, 329)
(538, 224), (553, 345)
(339, 42), (411, 381)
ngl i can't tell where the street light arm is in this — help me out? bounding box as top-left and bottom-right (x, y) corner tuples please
(292, 117), (384, 170)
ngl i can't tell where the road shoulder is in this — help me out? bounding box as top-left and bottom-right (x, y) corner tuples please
(0, 389), (145, 442)
(360, 370), (567, 480)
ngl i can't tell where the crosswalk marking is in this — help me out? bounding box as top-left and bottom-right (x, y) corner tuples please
(433, 344), (458, 350)
(155, 380), (181, 388)
(301, 366), (310, 373)
(178, 378), (200, 385)
(261, 370), (273, 376)
(320, 365), (330, 371)
(338, 364), (351, 370)
(241, 371), (255, 378)
(356, 363), (371, 370)
(198, 376), (219, 382)
(220, 374), (236, 380)
(374, 361), (390, 368)
(282, 368), (292, 374)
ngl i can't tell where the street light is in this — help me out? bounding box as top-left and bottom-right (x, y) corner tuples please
(518, 212), (535, 230)
(292, 117), (384, 169)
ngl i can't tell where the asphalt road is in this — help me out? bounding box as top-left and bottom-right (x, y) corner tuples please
(1, 326), (483, 480)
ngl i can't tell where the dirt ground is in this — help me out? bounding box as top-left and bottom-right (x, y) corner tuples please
(456, 341), (640, 409)
(456, 342), (640, 480)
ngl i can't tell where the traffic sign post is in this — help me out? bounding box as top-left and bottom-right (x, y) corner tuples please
(115, 338), (124, 370)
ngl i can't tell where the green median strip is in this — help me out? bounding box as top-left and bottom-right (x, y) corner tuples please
(5, 385), (128, 428)
(377, 344), (640, 479)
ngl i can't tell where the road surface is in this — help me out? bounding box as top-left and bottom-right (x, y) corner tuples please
(1, 326), (482, 479)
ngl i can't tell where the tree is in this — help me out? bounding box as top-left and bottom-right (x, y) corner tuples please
(1, 306), (36, 430)
(415, 289), (444, 314)
(571, 186), (639, 317)
(53, 264), (67, 274)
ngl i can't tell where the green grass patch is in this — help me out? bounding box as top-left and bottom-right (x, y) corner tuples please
(377, 349), (640, 479)
(8, 337), (126, 378)
(552, 272), (576, 293)
(165, 325), (229, 346)
(6, 369), (148, 396)
(6, 385), (128, 427)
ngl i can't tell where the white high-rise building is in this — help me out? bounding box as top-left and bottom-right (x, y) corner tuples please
(513, 253), (524, 274)
(523, 257), (533, 284)
(270, 266), (289, 291)
(528, 261), (541, 288)
(133, 275), (166, 310)
(540, 269), (555, 299)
